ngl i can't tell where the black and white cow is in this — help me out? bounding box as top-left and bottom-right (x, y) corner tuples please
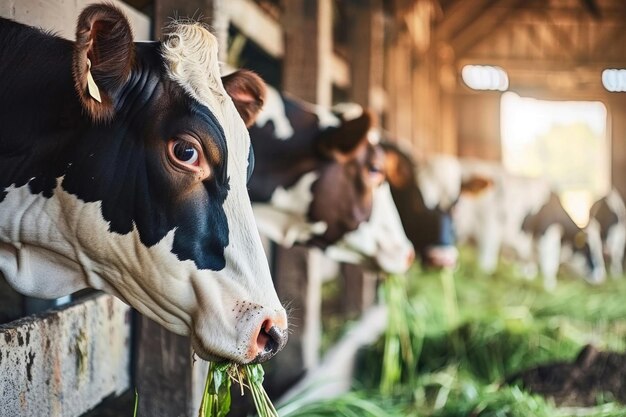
(0, 4), (287, 363)
(588, 189), (626, 277)
(455, 160), (605, 290)
(248, 87), (414, 273)
(379, 142), (458, 268)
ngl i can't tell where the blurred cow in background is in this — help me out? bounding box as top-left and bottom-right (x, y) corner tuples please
(247, 87), (414, 274)
(379, 142), (458, 268)
(455, 159), (605, 290)
(588, 189), (626, 277)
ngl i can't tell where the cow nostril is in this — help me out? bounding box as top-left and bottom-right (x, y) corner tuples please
(255, 320), (287, 361)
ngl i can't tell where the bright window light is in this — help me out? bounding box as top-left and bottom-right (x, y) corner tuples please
(461, 65), (509, 91)
(602, 69), (626, 92)
(501, 92), (609, 226)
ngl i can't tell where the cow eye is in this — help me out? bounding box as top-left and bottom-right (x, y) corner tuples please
(369, 165), (382, 174)
(172, 140), (199, 165)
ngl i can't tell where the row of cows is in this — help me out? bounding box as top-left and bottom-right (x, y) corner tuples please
(0, 4), (623, 367)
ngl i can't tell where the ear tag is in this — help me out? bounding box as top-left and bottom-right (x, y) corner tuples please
(86, 59), (102, 103)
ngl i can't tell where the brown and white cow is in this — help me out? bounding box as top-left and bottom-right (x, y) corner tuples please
(0, 4), (287, 363)
(248, 87), (414, 273)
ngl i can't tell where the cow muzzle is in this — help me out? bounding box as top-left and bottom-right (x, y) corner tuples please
(252, 319), (289, 363)
(424, 245), (459, 269)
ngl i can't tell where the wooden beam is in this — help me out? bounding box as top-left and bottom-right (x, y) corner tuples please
(450, 0), (528, 56)
(458, 57), (626, 73)
(507, 8), (626, 24)
(229, 0), (284, 58)
(434, 0), (493, 41)
(540, 7), (582, 62)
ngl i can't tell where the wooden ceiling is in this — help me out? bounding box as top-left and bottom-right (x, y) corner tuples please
(432, 0), (626, 93)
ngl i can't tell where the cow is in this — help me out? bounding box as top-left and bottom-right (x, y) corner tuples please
(0, 4), (287, 364)
(248, 87), (414, 274)
(379, 142), (458, 268)
(455, 160), (605, 290)
(588, 189), (626, 277)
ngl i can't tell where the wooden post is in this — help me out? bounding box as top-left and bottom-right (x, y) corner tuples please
(262, 245), (321, 400)
(282, 0), (333, 106)
(134, 317), (208, 417)
(339, 264), (378, 318)
(347, 0), (385, 115)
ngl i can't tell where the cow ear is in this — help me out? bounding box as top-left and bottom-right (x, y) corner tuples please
(460, 176), (493, 195)
(222, 70), (267, 127)
(384, 148), (413, 189)
(73, 4), (135, 122)
(316, 112), (372, 161)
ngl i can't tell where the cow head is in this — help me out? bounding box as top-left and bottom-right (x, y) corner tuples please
(248, 90), (381, 249)
(322, 140), (415, 273)
(381, 143), (458, 268)
(0, 4), (286, 363)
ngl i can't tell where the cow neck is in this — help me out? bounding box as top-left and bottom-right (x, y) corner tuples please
(110, 43), (162, 125)
(247, 102), (326, 202)
(0, 19), (83, 198)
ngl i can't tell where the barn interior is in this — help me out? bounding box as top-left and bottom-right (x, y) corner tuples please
(1, 1), (626, 416)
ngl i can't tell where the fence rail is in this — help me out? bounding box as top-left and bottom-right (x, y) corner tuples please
(0, 293), (132, 417)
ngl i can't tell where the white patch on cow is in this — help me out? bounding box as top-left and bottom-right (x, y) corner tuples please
(325, 182), (415, 274)
(311, 105), (341, 130)
(0, 177), (284, 362)
(331, 103), (364, 122)
(254, 86), (294, 140)
(537, 223), (563, 291)
(252, 205), (327, 248)
(418, 154), (462, 211)
(252, 172), (328, 247)
(270, 172), (318, 214)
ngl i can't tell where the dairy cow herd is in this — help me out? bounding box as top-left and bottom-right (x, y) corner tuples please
(0, 3), (624, 364)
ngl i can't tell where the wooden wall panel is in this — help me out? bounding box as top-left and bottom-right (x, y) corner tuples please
(456, 91), (503, 161)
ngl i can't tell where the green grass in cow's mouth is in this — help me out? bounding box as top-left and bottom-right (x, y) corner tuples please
(199, 362), (278, 417)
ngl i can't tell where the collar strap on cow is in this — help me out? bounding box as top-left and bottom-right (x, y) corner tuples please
(86, 59), (102, 103)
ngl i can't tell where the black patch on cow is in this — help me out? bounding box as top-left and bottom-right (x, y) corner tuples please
(0, 22), (231, 271)
(590, 197), (619, 240)
(247, 143), (255, 183)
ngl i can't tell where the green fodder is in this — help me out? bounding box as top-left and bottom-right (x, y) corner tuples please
(199, 362), (277, 417)
(379, 273), (425, 394)
(277, 391), (407, 417)
(355, 249), (626, 415)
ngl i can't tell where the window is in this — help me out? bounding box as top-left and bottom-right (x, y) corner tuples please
(602, 69), (626, 92)
(461, 65), (509, 91)
(500, 92), (609, 226)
